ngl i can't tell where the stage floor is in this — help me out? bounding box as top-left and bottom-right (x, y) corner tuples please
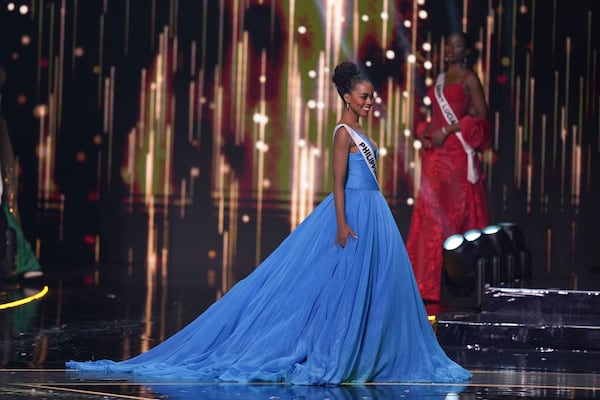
(1, 369), (599, 399)
(2, 269), (600, 399)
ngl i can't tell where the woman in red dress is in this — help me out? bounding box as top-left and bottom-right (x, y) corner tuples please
(406, 32), (491, 302)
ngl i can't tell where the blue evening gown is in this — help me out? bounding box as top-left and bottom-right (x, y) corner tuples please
(66, 124), (472, 385)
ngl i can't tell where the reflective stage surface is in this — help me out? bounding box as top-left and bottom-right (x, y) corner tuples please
(2, 369), (600, 399)
(2, 270), (600, 399)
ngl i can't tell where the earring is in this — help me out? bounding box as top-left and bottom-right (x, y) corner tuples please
(345, 102), (350, 110)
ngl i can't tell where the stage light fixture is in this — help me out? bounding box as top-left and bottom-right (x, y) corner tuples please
(482, 224), (516, 285)
(463, 229), (500, 286)
(497, 222), (532, 282)
(440, 234), (487, 309)
(497, 222), (525, 251)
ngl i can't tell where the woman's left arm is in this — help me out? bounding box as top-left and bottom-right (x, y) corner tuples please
(465, 71), (488, 119)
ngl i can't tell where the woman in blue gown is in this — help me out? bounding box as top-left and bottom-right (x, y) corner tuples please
(66, 62), (471, 385)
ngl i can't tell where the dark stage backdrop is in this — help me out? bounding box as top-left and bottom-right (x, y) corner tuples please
(0, 0), (598, 297)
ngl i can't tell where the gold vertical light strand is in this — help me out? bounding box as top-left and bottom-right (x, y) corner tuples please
(222, 231), (229, 296)
(353, 0), (359, 57)
(578, 77), (584, 148)
(564, 37), (571, 139)
(145, 59), (159, 265)
(195, 0), (208, 144)
(382, 0), (388, 50)
(240, 32), (250, 144)
(231, 0), (240, 141)
(287, 1), (300, 222)
(254, 50), (268, 266)
(540, 114), (547, 210)
(290, 49), (301, 229)
(142, 249), (155, 355)
(552, 71), (559, 169)
(462, 0), (468, 31)
(212, 0), (225, 196)
(530, 0), (536, 70)
(546, 228), (552, 272)
(127, 128), (136, 208)
(234, 39), (243, 143)
(523, 54), (530, 141)
(94, 234), (100, 263)
(585, 11), (591, 115)
(529, 77), (535, 159)
(516, 126), (522, 189)
(510, 0), (516, 92)
(560, 107), (566, 205)
(162, 117), (173, 262)
(383, 79), (393, 175)
(59, 194), (65, 241)
(47, 2), (55, 103)
(57, 0), (66, 128)
(214, 81), (224, 233)
(392, 84), (401, 195)
(44, 110), (53, 200)
(485, 6), (494, 103)
(180, 179), (186, 219)
(513, 76), (520, 186)
(225, 181), (237, 292)
(300, 109), (310, 223)
(526, 162), (532, 214)
(299, 145), (308, 222)
(551, 0), (557, 70)
(575, 138), (581, 211)
(527, 77), (534, 211)
(570, 126), (578, 209)
(408, 0), (417, 145)
(402, 93), (410, 175)
(107, 67), (115, 188)
(36, 107), (46, 202)
(316, 51), (325, 171)
(378, 118), (384, 190)
(188, 80), (195, 143)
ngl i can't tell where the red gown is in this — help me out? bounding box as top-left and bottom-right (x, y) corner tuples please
(406, 73), (491, 302)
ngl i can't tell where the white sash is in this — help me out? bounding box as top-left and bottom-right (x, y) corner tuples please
(334, 124), (379, 189)
(434, 73), (479, 184)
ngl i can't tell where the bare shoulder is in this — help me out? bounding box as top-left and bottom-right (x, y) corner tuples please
(333, 124), (352, 144)
(334, 123), (349, 137)
(464, 70), (483, 87)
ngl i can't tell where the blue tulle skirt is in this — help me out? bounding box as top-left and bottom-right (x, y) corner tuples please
(67, 185), (471, 385)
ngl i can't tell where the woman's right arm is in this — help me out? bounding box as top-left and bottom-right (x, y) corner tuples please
(333, 127), (357, 248)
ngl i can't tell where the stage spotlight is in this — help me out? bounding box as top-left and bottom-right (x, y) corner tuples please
(463, 229), (500, 286)
(482, 224), (516, 285)
(497, 222), (532, 282)
(443, 234), (479, 287)
(497, 222), (525, 251)
(440, 234), (487, 309)
(464, 229), (495, 257)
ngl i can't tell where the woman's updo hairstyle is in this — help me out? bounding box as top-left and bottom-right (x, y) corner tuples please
(332, 61), (368, 101)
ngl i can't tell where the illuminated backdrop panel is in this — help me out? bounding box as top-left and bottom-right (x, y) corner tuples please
(0, 0), (598, 294)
